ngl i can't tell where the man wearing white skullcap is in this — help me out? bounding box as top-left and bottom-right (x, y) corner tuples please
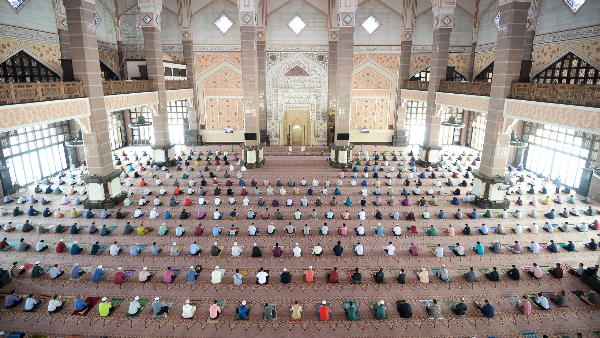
(170, 242), (182, 256)
(182, 299), (196, 318)
(99, 297), (112, 316)
(437, 264), (450, 281)
(236, 300), (249, 319)
(293, 243), (302, 257)
(114, 267), (126, 284)
(318, 300), (331, 321)
(211, 266), (223, 284)
(251, 243), (262, 257)
(128, 296), (142, 315)
(211, 242), (221, 256)
(373, 300), (386, 319)
(280, 268), (291, 284)
(152, 297), (169, 318)
(231, 242), (242, 256)
(187, 266), (199, 284)
(139, 267), (151, 283)
(91, 265), (105, 283)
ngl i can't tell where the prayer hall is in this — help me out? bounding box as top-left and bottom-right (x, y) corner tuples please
(0, 0), (600, 337)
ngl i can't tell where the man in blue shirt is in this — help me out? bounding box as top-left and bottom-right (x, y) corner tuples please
(479, 224), (489, 235)
(545, 209), (556, 219)
(375, 223), (384, 236)
(187, 266), (199, 283)
(164, 209), (172, 219)
(4, 290), (22, 308)
(70, 241), (83, 255)
(91, 265), (105, 282)
(212, 225), (222, 236)
(28, 206), (40, 216)
(247, 209), (256, 219)
(237, 300), (249, 319)
(25, 294), (43, 311)
(71, 263), (84, 279)
(333, 241), (343, 256)
(469, 209), (478, 219)
(475, 241), (485, 255)
(307, 187), (313, 195)
(85, 209), (94, 219)
(476, 299), (495, 318)
(74, 295), (89, 312)
(438, 210), (446, 219)
(230, 209), (237, 219)
(42, 208), (52, 217)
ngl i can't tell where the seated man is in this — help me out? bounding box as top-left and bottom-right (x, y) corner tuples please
(545, 209), (557, 219)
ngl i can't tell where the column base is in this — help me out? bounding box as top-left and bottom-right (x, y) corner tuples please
(151, 144), (174, 166)
(82, 170), (126, 209)
(471, 170), (511, 209)
(417, 145), (443, 167)
(185, 130), (199, 146)
(391, 130), (408, 147)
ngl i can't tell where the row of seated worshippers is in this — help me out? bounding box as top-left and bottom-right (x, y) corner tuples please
(4, 222), (597, 256)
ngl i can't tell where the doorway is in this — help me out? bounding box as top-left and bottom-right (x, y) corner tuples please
(291, 125), (303, 145)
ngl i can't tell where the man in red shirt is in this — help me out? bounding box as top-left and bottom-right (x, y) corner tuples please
(273, 243), (282, 257)
(549, 263), (564, 278)
(262, 208), (270, 219)
(114, 267), (126, 284)
(184, 196), (191, 206)
(55, 239), (67, 253)
(194, 225), (203, 236)
(406, 212), (416, 221)
(327, 267), (338, 283)
(409, 225), (419, 235)
(174, 187), (181, 195)
(304, 266), (314, 282)
(409, 243), (419, 256)
(318, 300), (330, 320)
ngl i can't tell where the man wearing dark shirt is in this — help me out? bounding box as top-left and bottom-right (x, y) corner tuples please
(549, 263), (564, 278)
(476, 299), (495, 318)
(22, 221), (33, 232)
(486, 267), (500, 281)
(396, 300), (412, 318)
(462, 224), (471, 235)
(210, 242), (221, 256)
(280, 268), (291, 284)
(31, 262), (44, 278)
(547, 240), (559, 252)
(396, 269), (406, 284)
(506, 265), (521, 280)
(272, 243), (282, 257)
(89, 242), (100, 255)
(373, 268), (384, 283)
(452, 298), (468, 316)
(333, 241), (343, 256)
(251, 244), (262, 257)
(351, 268), (361, 284)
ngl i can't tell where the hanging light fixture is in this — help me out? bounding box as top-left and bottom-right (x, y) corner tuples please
(128, 115), (152, 129)
(65, 129), (84, 147)
(441, 114), (465, 128)
(509, 130), (528, 148)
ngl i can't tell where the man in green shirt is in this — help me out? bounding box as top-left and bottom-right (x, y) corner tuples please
(345, 301), (358, 320)
(98, 297), (112, 316)
(158, 223), (168, 235)
(427, 225), (437, 236)
(373, 300), (386, 319)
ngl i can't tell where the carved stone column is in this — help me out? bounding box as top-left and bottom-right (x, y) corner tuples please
(332, 0), (356, 156)
(473, 0), (530, 207)
(257, 31), (267, 143)
(394, 31), (412, 146)
(420, 0), (455, 166)
(238, 1), (261, 155)
(64, 0), (124, 208)
(139, 0), (171, 164)
(182, 28), (199, 145)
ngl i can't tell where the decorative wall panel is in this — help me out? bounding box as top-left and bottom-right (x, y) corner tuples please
(266, 51), (328, 145)
(411, 53), (431, 75)
(351, 67), (392, 131)
(474, 52), (495, 77)
(0, 98), (90, 132)
(0, 37), (62, 76)
(104, 92), (159, 112)
(353, 53), (399, 76)
(195, 53), (242, 75)
(202, 67), (244, 131)
(448, 54), (471, 78)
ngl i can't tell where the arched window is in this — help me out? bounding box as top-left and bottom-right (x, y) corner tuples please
(409, 66), (467, 82)
(474, 62), (494, 82)
(0, 51), (60, 83)
(532, 52), (600, 85)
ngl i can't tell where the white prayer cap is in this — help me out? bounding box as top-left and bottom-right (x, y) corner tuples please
(102, 297), (108, 301)
(215, 266), (219, 269)
(296, 243), (299, 246)
(35, 261), (40, 264)
(143, 267), (148, 270)
(135, 296), (139, 300)
(74, 263), (79, 266)
(186, 299), (190, 304)
(135, 243), (138, 245)
(162, 223), (166, 225)
(379, 300), (385, 305)
(234, 242), (237, 245)
(60, 239), (64, 241)
(309, 266), (313, 269)
(322, 300), (326, 304)
(460, 297), (465, 301)
(254, 243), (257, 246)
(98, 265), (103, 268)
(442, 264), (445, 268)
(214, 242), (218, 245)
(283, 268), (287, 272)
(118, 267), (122, 270)
(421, 267), (425, 270)
(242, 300), (246, 305)
(74, 241), (78, 244)
(173, 242), (177, 245)
(155, 297), (160, 301)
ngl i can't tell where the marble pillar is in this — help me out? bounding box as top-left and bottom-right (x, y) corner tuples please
(257, 38), (267, 143)
(394, 33), (412, 146)
(182, 29), (198, 145)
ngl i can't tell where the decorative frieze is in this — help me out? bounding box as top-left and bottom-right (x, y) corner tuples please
(354, 45), (402, 53)
(266, 45), (329, 52)
(193, 45), (241, 52)
(533, 25), (600, 45)
(0, 24), (59, 43)
(475, 43), (497, 54)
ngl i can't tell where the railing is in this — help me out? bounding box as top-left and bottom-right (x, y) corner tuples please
(0, 81), (84, 105)
(102, 80), (155, 96)
(403, 80), (429, 91)
(510, 82), (600, 108)
(439, 81), (491, 96)
(165, 79), (191, 90)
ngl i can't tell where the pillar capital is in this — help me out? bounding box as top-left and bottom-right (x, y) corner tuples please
(402, 29), (413, 42)
(337, 0), (357, 27)
(238, 0), (258, 27)
(138, 0), (162, 30)
(431, 0), (455, 30)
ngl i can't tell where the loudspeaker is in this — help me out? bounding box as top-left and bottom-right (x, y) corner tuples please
(336, 133), (350, 141)
(244, 133), (257, 140)
(446, 66), (456, 81)
(519, 60), (533, 83)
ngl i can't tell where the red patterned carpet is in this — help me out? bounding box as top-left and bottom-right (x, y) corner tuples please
(1, 145), (599, 338)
